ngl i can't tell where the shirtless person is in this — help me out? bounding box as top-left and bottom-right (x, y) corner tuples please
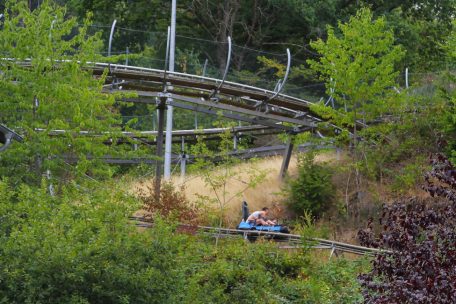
(246, 207), (277, 226)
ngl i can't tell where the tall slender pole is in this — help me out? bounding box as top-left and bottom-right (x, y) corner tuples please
(405, 67), (409, 89)
(195, 58), (208, 129)
(164, 0), (176, 179)
(108, 19), (117, 57)
(155, 102), (165, 201)
(155, 25), (170, 200)
(180, 136), (186, 181)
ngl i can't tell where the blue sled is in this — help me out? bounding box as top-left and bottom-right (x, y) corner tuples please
(237, 201), (289, 234)
(237, 220), (289, 233)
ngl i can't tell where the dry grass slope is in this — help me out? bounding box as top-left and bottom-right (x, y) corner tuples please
(133, 152), (338, 223)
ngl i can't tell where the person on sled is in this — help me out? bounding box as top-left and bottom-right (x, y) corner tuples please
(246, 207), (277, 226)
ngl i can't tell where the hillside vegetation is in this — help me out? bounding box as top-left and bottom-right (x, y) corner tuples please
(0, 1), (455, 303)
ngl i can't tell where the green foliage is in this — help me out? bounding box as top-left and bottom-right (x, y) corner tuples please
(362, 0), (456, 72)
(59, 0), (169, 53)
(0, 179), (188, 303)
(257, 55), (288, 78)
(383, 7), (451, 72)
(184, 241), (282, 303)
(447, 21), (456, 62)
(0, 177), (365, 303)
(0, 1), (124, 184)
(286, 152), (335, 218)
(446, 93), (456, 163)
(35, 0), (453, 78)
(390, 158), (427, 193)
(443, 22), (456, 161)
(267, 0), (340, 38)
(183, 238), (365, 304)
(308, 7), (404, 128)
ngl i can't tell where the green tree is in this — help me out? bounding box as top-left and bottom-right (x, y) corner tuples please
(285, 152), (335, 218)
(383, 7), (452, 72)
(307, 7), (404, 215)
(0, 0), (123, 184)
(444, 21), (456, 161)
(307, 7), (404, 128)
(60, 0), (170, 54)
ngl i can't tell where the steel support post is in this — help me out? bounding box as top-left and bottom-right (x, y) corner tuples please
(46, 169), (55, 196)
(405, 67), (409, 88)
(164, 0), (177, 179)
(180, 136), (186, 181)
(154, 102), (166, 201)
(279, 138), (294, 180)
(0, 132), (12, 152)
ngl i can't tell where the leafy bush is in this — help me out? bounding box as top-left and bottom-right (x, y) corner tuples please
(358, 154), (456, 303)
(0, 177), (365, 303)
(0, 180), (188, 303)
(183, 239), (364, 304)
(286, 152), (335, 218)
(391, 158), (426, 193)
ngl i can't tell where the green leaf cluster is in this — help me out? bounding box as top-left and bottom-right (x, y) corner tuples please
(0, 179), (188, 303)
(285, 152), (335, 219)
(308, 7), (404, 124)
(0, 1), (124, 183)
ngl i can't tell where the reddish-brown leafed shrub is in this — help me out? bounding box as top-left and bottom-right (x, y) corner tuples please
(138, 180), (202, 225)
(358, 154), (456, 303)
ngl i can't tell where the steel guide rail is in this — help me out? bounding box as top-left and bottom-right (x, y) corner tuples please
(129, 216), (389, 256)
(90, 63), (325, 130)
(36, 125), (273, 138)
(4, 59), (363, 132)
(6, 60), (315, 131)
(92, 62), (317, 108)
